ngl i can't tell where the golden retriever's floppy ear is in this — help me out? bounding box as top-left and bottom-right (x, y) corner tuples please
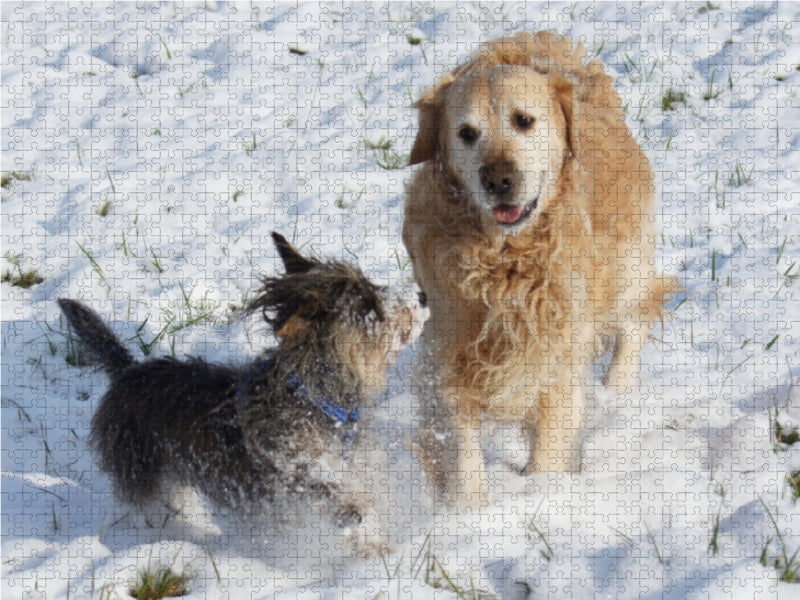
(550, 59), (618, 161)
(408, 72), (455, 166)
(551, 73), (578, 159)
(408, 97), (439, 165)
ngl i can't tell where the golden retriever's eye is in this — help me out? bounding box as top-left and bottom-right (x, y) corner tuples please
(458, 126), (479, 145)
(513, 113), (535, 131)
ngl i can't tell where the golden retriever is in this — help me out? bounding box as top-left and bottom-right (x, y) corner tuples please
(402, 31), (677, 507)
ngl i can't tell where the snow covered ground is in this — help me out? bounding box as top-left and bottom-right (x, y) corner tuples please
(2, 2), (800, 598)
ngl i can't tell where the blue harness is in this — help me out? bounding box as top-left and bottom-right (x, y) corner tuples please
(233, 358), (360, 445)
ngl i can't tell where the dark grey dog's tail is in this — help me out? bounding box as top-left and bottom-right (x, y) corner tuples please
(58, 299), (134, 375)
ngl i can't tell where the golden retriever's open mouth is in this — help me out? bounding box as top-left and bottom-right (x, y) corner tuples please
(492, 198), (537, 226)
(489, 170), (546, 227)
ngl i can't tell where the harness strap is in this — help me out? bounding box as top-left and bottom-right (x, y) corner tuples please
(234, 358), (359, 442)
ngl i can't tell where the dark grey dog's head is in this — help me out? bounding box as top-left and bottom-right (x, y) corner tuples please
(247, 233), (429, 394)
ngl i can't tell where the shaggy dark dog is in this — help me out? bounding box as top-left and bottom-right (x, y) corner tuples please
(59, 233), (428, 554)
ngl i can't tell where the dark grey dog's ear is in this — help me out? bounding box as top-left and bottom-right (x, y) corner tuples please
(271, 232), (316, 274)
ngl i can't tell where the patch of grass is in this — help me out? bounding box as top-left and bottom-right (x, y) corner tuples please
(665, 129), (675, 150)
(159, 35), (173, 60)
(129, 565), (188, 600)
(775, 420), (799, 447)
(2, 267), (44, 288)
(162, 282), (220, 334)
(527, 518), (554, 562)
(417, 549), (497, 599)
(391, 247), (411, 271)
(147, 245), (166, 275)
(708, 511), (722, 556)
(710, 169), (727, 209)
(526, 499), (554, 561)
(765, 334), (780, 351)
(644, 523), (667, 566)
(696, 1), (721, 14)
(703, 70), (723, 101)
(63, 319), (88, 367)
(375, 148), (407, 170)
(364, 136), (393, 151)
(777, 236), (787, 264)
(2, 252), (44, 288)
(51, 502), (60, 533)
(204, 542), (221, 585)
(711, 248), (718, 281)
(709, 487), (725, 556)
(787, 472), (800, 502)
(118, 231), (138, 258)
(727, 160), (753, 188)
(375, 531), (498, 599)
(77, 242), (110, 287)
(177, 76), (207, 99)
(760, 499), (800, 583)
(105, 168), (116, 193)
(134, 317), (172, 357)
(336, 188), (364, 210)
(1, 170), (32, 188)
(621, 52), (658, 84)
(364, 136), (407, 170)
(5, 397), (32, 423)
(662, 88), (687, 111)
(769, 398), (799, 452)
(244, 132), (257, 156)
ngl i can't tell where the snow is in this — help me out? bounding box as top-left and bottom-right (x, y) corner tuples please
(2, 2), (799, 599)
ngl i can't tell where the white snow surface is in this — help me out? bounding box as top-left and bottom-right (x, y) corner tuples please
(2, 2), (800, 599)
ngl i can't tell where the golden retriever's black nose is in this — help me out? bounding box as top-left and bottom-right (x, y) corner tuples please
(479, 159), (518, 197)
(418, 291), (427, 307)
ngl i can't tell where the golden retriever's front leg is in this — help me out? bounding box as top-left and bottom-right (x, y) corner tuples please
(416, 393), (488, 508)
(527, 378), (585, 473)
(603, 320), (648, 392)
(453, 410), (489, 507)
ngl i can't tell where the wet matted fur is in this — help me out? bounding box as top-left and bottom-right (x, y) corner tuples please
(403, 31), (678, 507)
(59, 233), (428, 554)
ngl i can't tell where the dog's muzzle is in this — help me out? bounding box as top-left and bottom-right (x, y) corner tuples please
(480, 164), (545, 227)
(479, 158), (520, 200)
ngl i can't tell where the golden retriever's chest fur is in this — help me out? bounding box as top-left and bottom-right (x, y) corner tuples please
(406, 161), (598, 417)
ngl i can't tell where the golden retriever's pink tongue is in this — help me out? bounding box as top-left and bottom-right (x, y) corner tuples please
(493, 205), (523, 223)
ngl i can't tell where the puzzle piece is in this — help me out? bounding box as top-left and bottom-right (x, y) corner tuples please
(2, 3), (800, 599)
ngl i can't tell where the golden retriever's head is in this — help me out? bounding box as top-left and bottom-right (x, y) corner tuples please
(417, 65), (569, 231)
(409, 32), (611, 234)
